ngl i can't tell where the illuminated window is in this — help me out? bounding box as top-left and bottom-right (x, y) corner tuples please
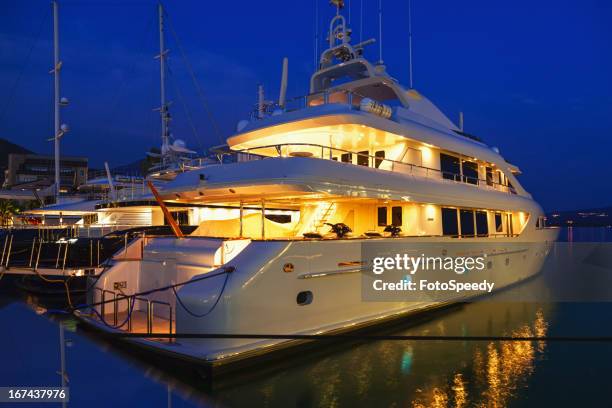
(377, 207), (387, 226)
(357, 151), (369, 166)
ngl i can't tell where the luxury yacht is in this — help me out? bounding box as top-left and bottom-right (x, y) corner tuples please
(79, 3), (558, 376)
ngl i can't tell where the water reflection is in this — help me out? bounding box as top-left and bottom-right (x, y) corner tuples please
(194, 302), (553, 408)
(3, 227), (612, 407)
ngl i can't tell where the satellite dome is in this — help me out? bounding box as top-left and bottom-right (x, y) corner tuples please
(173, 139), (186, 148)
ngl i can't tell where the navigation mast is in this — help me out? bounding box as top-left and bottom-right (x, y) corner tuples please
(157, 2), (170, 166)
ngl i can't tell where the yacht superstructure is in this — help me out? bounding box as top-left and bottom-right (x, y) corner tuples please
(79, 3), (558, 376)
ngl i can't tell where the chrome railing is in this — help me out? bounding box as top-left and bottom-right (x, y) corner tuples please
(93, 287), (173, 339)
(229, 143), (516, 194)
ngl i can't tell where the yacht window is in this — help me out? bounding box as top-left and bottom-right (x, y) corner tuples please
(377, 207), (387, 226)
(357, 151), (369, 166)
(486, 167), (494, 186)
(167, 211), (189, 226)
(475, 211), (488, 236)
(508, 180), (515, 193)
(341, 153), (352, 163)
(391, 206), (402, 226)
(441, 208), (459, 236)
(495, 213), (503, 233)
(440, 153), (460, 181)
(462, 161), (478, 185)
(375, 150), (385, 168)
(460, 209), (475, 237)
(332, 157), (338, 161)
(83, 213), (98, 225)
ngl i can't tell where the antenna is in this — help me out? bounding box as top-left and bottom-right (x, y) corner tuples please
(378, 0), (383, 65)
(157, 3), (170, 164)
(359, 0), (363, 42)
(459, 112), (464, 131)
(278, 57), (288, 108)
(314, 0), (318, 70)
(408, 0), (414, 88)
(258, 84), (265, 119)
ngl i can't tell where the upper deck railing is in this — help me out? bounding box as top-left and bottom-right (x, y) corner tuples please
(225, 143), (516, 194)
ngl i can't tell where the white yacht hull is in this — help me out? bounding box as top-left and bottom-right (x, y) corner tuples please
(78, 227), (558, 373)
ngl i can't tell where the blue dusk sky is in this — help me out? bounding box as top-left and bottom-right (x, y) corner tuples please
(0, 0), (610, 210)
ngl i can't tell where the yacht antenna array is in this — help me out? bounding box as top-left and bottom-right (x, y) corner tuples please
(408, 0), (414, 88)
(378, 0), (383, 65)
(314, 0), (319, 70)
(156, 2), (171, 166)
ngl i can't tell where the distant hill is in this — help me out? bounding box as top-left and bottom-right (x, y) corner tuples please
(547, 206), (612, 227)
(0, 138), (34, 185)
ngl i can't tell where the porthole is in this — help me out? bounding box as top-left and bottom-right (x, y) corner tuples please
(297, 291), (313, 306)
(283, 263), (294, 273)
(505, 257), (510, 266)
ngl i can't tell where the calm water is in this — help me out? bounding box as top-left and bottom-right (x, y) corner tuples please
(1, 227), (611, 407)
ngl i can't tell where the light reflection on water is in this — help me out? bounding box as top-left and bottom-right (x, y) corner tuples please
(0, 227), (611, 407)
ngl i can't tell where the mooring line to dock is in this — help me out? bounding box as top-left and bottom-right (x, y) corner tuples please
(109, 332), (612, 342)
(61, 266), (236, 331)
(71, 266), (235, 312)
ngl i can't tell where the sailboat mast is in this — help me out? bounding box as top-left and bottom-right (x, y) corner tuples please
(158, 2), (169, 164)
(52, 0), (61, 202)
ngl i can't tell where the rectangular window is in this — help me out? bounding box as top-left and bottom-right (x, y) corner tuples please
(440, 153), (460, 181)
(341, 153), (352, 163)
(460, 209), (475, 236)
(391, 206), (402, 226)
(486, 167), (494, 186)
(332, 157), (338, 161)
(374, 150), (385, 168)
(495, 213), (503, 233)
(462, 161), (478, 185)
(377, 207), (387, 226)
(441, 208), (459, 236)
(357, 151), (369, 166)
(167, 211), (189, 226)
(475, 211), (488, 236)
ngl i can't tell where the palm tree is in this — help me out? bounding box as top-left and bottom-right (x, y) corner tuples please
(0, 200), (19, 228)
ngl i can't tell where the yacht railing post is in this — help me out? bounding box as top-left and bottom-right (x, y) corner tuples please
(62, 242), (68, 271)
(168, 306), (173, 342)
(147, 300), (153, 334)
(34, 240), (42, 271)
(55, 242), (61, 268)
(239, 201), (244, 238)
(261, 200), (266, 239)
(29, 238), (36, 268)
(127, 297), (133, 332)
(4, 235), (13, 267)
(1, 235), (7, 265)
